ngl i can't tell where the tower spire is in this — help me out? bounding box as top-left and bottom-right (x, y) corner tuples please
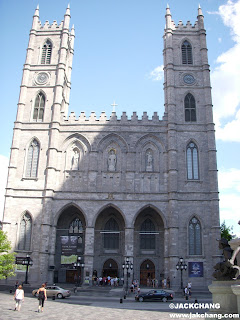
(32, 5), (40, 30)
(198, 4), (203, 17)
(165, 4), (172, 29)
(197, 4), (204, 28)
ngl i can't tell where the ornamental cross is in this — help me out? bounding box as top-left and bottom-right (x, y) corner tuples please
(111, 101), (118, 112)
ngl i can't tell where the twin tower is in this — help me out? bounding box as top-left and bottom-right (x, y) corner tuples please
(2, 5), (220, 287)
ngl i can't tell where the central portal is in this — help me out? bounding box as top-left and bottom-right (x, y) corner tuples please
(140, 259), (155, 286)
(102, 259), (118, 277)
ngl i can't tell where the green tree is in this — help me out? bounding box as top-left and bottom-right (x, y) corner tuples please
(0, 230), (15, 279)
(220, 221), (235, 241)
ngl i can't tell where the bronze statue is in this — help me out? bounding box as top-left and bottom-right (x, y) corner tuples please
(213, 238), (238, 280)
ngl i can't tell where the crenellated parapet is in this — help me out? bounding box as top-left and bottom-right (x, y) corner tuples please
(38, 20), (64, 30)
(165, 4), (204, 31)
(62, 111), (166, 125)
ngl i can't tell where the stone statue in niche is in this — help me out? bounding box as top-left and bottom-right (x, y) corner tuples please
(108, 149), (117, 171)
(71, 149), (80, 170)
(146, 149), (153, 172)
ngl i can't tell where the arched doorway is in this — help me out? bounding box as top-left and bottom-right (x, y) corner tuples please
(102, 259), (118, 278)
(140, 259), (155, 286)
(55, 205), (86, 283)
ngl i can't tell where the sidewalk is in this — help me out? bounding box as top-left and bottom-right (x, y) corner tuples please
(0, 292), (191, 320)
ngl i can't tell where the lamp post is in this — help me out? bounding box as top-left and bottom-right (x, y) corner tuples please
(74, 256), (85, 286)
(22, 255), (33, 284)
(122, 257), (133, 295)
(176, 257), (187, 289)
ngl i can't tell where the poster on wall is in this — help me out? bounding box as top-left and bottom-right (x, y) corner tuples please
(188, 262), (203, 277)
(60, 236), (78, 265)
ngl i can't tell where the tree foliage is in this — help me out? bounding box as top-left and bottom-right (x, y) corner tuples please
(0, 230), (15, 279)
(220, 221), (235, 242)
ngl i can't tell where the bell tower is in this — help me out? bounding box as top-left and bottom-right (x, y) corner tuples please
(16, 4), (74, 123)
(163, 5), (220, 285)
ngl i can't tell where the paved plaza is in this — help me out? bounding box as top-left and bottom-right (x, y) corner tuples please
(0, 291), (196, 320)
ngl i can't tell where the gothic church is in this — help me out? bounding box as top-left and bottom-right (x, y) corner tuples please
(2, 5), (220, 288)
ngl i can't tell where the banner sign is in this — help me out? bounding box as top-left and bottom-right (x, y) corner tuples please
(15, 257), (26, 265)
(60, 236), (78, 265)
(188, 262), (203, 277)
(61, 236), (78, 255)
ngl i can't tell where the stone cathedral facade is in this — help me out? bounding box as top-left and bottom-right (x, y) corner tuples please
(2, 5), (220, 287)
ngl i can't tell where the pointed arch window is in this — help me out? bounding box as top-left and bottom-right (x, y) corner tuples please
(185, 93), (196, 122)
(18, 212), (32, 251)
(189, 217), (202, 255)
(187, 142), (199, 180)
(41, 40), (52, 64)
(103, 218), (119, 249)
(182, 40), (193, 64)
(69, 218), (83, 234)
(33, 92), (45, 121)
(26, 139), (40, 178)
(140, 218), (156, 249)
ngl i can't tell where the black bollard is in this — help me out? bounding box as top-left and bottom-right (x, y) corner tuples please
(10, 289), (12, 293)
(52, 295), (55, 300)
(120, 298), (123, 303)
(124, 295), (126, 299)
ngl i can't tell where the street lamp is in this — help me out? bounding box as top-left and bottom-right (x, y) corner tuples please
(22, 255), (33, 284)
(122, 257), (133, 295)
(176, 257), (187, 289)
(73, 256), (85, 286)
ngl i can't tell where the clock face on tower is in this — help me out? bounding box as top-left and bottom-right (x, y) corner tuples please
(35, 72), (49, 85)
(183, 74), (195, 85)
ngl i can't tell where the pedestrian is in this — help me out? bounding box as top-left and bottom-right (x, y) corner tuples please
(163, 278), (167, 288)
(167, 277), (170, 288)
(14, 280), (19, 290)
(13, 284), (24, 311)
(187, 281), (192, 299)
(37, 283), (47, 313)
(184, 286), (189, 300)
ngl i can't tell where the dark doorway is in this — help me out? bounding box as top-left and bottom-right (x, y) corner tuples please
(66, 269), (81, 284)
(140, 259), (155, 286)
(102, 259), (118, 277)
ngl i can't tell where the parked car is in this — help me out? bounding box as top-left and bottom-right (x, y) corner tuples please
(135, 289), (173, 302)
(32, 286), (71, 299)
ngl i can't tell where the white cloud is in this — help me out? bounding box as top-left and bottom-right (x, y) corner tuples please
(218, 168), (240, 192)
(148, 65), (164, 81)
(0, 155), (9, 221)
(218, 168), (240, 236)
(210, 0), (240, 142)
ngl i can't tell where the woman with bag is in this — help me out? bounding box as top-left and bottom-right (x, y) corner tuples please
(37, 284), (47, 313)
(13, 284), (24, 311)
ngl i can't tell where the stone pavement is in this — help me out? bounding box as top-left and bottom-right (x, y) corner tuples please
(0, 292), (191, 320)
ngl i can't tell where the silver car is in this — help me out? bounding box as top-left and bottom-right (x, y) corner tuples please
(32, 286), (71, 299)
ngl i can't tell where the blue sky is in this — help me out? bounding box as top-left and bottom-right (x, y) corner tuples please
(0, 0), (240, 236)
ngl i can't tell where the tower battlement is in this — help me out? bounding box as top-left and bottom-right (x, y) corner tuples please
(62, 111), (167, 124)
(38, 20), (64, 30)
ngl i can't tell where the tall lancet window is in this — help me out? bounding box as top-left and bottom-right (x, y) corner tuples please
(18, 212), (32, 251)
(187, 142), (199, 180)
(182, 40), (193, 64)
(33, 92), (45, 121)
(103, 218), (119, 249)
(41, 40), (52, 64)
(26, 139), (40, 178)
(185, 93), (196, 122)
(189, 217), (202, 255)
(140, 218), (156, 250)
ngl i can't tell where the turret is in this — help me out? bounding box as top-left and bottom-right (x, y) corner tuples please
(197, 4), (204, 29)
(165, 4), (172, 30)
